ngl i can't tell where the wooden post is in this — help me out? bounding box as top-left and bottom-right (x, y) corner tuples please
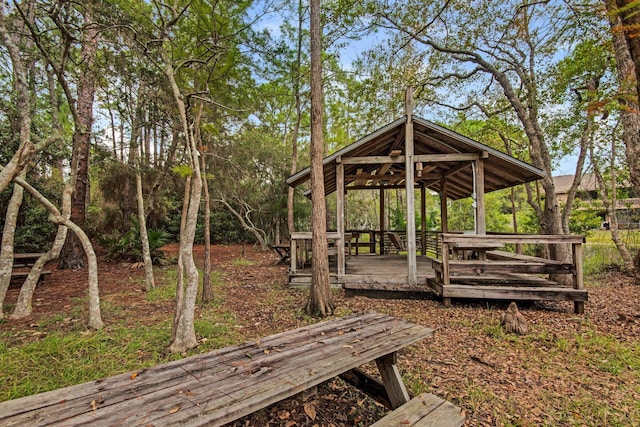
(405, 87), (417, 286)
(421, 185), (427, 256)
(375, 353), (410, 409)
(380, 187), (385, 255)
(572, 242), (585, 314)
(290, 238), (297, 274)
(474, 159), (486, 235)
(336, 159), (345, 276)
(440, 177), (448, 233)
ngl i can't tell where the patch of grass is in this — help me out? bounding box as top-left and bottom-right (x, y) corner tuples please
(584, 230), (640, 276)
(0, 324), (175, 401)
(232, 258), (254, 266)
(146, 281), (176, 302)
(575, 331), (640, 375)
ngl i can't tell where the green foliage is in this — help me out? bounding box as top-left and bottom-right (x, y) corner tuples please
(388, 205), (406, 230)
(0, 179), (61, 253)
(171, 165), (193, 178)
(101, 222), (171, 264)
(568, 209), (602, 235)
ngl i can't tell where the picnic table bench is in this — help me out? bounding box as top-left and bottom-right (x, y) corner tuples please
(10, 253), (51, 286)
(0, 312), (463, 427)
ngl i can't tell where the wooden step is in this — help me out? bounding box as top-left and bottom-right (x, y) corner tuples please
(431, 259), (574, 275)
(427, 279), (588, 302)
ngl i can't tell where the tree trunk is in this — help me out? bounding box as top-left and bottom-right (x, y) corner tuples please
(136, 162), (155, 291)
(0, 178), (25, 317)
(12, 184), (71, 318)
(59, 8), (98, 270)
(197, 104), (213, 305)
(7, 172), (102, 329)
(591, 135), (635, 271)
(172, 175), (191, 343)
(607, 3), (640, 196)
(615, 0), (640, 106)
(217, 197), (269, 250)
(287, 0), (303, 237)
(0, 5), (35, 193)
(162, 44), (202, 352)
(306, 0), (334, 318)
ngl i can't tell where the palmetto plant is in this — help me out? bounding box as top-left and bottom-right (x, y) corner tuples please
(101, 222), (171, 265)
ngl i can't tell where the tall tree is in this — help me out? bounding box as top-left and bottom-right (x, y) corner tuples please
(306, 0), (334, 317)
(606, 0), (640, 196)
(57, 3), (99, 269)
(367, 0), (601, 261)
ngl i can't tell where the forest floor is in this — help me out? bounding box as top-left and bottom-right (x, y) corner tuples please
(1, 244), (640, 426)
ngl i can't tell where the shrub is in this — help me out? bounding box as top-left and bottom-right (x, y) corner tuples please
(101, 223), (171, 264)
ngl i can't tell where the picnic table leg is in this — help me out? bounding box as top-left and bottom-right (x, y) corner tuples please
(375, 352), (410, 409)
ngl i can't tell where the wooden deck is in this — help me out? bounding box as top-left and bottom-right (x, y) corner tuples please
(289, 254), (436, 293)
(288, 233), (589, 313)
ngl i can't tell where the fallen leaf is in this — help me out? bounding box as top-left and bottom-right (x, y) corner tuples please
(304, 403), (317, 420)
(130, 372), (138, 380)
(91, 400), (97, 411)
(168, 406), (180, 414)
(278, 410), (290, 420)
(264, 349), (270, 354)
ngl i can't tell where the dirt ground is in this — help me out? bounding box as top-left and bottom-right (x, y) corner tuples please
(2, 244), (640, 426)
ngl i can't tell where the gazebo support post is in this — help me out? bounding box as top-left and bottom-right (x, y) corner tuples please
(336, 158), (345, 276)
(440, 177), (448, 234)
(474, 158), (486, 235)
(404, 87), (417, 286)
(421, 185), (426, 256)
(380, 187), (385, 255)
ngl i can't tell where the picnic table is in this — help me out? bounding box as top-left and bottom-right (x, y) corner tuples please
(13, 253), (45, 267)
(0, 312), (463, 427)
(269, 244), (291, 265)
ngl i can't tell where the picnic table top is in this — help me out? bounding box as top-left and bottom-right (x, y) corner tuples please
(0, 312), (433, 427)
(13, 253), (45, 260)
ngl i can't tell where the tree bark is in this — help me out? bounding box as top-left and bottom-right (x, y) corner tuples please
(216, 196), (269, 250)
(160, 39), (203, 352)
(614, 0), (640, 105)
(6, 172), (102, 329)
(12, 183), (72, 318)
(136, 161), (155, 291)
(287, 0), (303, 237)
(306, 0), (334, 317)
(59, 7), (99, 270)
(197, 104), (213, 305)
(590, 135), (634, 271)
(0, 5), (35, 193)
(0, 177), (25, 317)
(607, 3), (640, 196)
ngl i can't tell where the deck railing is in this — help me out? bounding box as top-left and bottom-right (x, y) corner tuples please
(434, 233), (586, 313)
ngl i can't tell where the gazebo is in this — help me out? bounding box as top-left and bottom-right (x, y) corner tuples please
(286, 90), (587, 313)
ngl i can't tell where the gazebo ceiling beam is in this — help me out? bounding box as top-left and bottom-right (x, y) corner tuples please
(342, 152), (482, 165)
(345, 172), (440, 181)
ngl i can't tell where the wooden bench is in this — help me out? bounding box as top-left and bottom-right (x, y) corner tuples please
(371, 392), (464, 427)
(0, 312), (436, 427)
(10, 270), (51, 284)
(12, 253), (45, 268)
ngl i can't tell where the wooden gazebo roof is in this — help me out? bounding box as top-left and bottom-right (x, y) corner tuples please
(286, 116), (545, 200)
